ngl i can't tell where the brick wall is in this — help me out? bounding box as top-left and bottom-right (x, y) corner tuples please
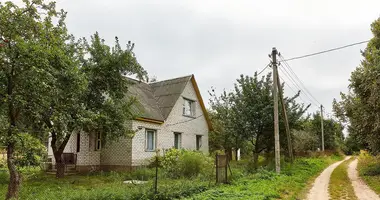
(131, 80), (209, 166)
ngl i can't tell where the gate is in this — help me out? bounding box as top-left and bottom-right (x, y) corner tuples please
(216, 153), (228, 183)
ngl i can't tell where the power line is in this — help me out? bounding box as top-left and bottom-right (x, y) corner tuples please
(257, 63), (271, 75)
(282, 40), (369, 62)
(279, 75), (310, 106)
(165, 115), (203, 127)
(278, 64), (319, 107)
(279, 55), (322, 105)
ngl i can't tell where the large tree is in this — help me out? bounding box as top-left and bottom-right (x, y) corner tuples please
(47, 32), (147, 178)
(209, 72), (308, 168)
(0, 1), (75, 198)
(333, 18), (380, 154)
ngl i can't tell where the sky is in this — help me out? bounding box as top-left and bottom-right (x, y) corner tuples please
(53, 0), (380, 116)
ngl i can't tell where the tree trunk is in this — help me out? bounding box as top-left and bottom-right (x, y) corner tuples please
(54, 152), (65, 178)
(253, 151), (259, 170)
(6, 143), (20, 200)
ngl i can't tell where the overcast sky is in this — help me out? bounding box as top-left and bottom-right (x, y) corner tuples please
(54, 0), (379, 116)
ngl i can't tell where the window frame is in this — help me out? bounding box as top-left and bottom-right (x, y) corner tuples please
(174, 132), (182, 149)
(183, 98), (196, 117)
(196, 135), (202, 150)
(95, 132), (101, 151)
(145, 129), (157, 152)
(76, 133), (80, 153)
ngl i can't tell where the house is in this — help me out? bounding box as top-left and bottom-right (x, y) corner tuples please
(47, 74), (211, 171)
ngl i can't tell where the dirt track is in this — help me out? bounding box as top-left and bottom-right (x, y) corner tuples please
(306, 156), (350, 200)
(347, 158), (380, 200)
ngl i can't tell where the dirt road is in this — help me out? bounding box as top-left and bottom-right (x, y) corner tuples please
(307, 156), (350, 200)
(347, 158), (380, 200)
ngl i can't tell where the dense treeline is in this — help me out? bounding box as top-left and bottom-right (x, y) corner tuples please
(208, 72), (344, 168)
(333, 18), (380, 154)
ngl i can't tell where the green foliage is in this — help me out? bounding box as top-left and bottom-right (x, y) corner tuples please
(209, 72), (308, 166)
(329, 157), (357, 200)
(161, 149), (213, 179)
(14, 134), (46, 167)
(333, 18), (380, 153)
(0, 169), (210, 200)
(293, 130), (318, 152)
(186, 156), (341, 200)
(359, 154), (380, 176)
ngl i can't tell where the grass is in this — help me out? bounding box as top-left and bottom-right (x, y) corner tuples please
(0, 155), (342, 200)
(358, 151), (380, 195)
(328, 157), (357, 200)
(185, 155), (342, 200)
(0, 167), (211, 200)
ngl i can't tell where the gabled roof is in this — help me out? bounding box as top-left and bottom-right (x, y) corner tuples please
(149, 75), (192, 119)
(127, 75), (212, 130)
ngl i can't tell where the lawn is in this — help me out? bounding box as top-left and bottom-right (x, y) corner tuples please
(328, 157), (357, 200)
(185, 155), (342, 200)
(0, 155), (342, 200)
(0, 167), (210, 200)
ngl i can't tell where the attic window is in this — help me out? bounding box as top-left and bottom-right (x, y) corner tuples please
(183, 98), (195, 117)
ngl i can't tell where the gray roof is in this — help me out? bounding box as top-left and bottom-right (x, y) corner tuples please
(127, 75), (192, 121)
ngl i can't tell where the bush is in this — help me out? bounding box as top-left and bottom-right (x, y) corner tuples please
(359, 153), (380, 176)
(14, 134), (47, 167)
(161, 149), (213, 179)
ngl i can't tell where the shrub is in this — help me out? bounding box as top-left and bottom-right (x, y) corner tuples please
(161, 149), (213, 179)
(359, 154), (380, 176)
(14, 134), (47, 167)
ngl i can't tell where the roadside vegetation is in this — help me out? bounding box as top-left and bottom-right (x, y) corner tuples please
(329, 157), (357, 200)
(358, 151), (380, 195)
(0, 154), (342, 200)
(187, 155), (342, 200)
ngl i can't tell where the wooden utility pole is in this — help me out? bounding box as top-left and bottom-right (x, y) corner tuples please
(320, 105), (325, 152)
(276, 74), (294, 162)
(272, 47), (281, 173)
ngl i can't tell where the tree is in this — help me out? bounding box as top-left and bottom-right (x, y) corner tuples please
(333, 18), (380, 154)
(46, 33), (147, 178)
(0, 1), (72, 198)
(208, 89), (244, 159)
(209, 72), (308, 168)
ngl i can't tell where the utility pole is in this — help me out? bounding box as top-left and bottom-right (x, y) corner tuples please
(276, 73), (293, 163)
(320, 105), (325, 152)
(272, 47), (281, 173)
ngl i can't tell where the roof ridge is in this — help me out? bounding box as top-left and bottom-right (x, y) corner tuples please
(149, 74), (193, 85)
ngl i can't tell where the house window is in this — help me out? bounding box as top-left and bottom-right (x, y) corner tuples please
(76, 133), (80, 153)
(183, 98), (195, 117)
(174, 132), (181, 149)
(146, 129), (156, 151)
(95, 132), (101, 151)
(196, 135), (202, 150)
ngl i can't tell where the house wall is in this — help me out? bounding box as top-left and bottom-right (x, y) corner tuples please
(47, 132), (101, 170)
(131, 80), (209, 166)
(100, 136), (133, 170)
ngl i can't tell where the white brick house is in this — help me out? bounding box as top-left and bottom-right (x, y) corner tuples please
(47, 75), (211, 171)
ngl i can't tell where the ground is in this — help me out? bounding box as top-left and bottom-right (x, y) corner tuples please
(0, 156), (340, 200)
(306, 155), (380, 200)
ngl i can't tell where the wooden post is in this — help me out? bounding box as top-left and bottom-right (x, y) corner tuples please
(276, 72), (294, 162)
(321, 105), (325, 152)
(272, 47), (281, 173)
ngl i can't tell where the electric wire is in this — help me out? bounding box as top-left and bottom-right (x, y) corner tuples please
(279, 55), (322, 106)
(282, 40), (369, 62)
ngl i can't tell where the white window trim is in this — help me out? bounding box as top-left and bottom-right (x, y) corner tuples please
(174, 132), (182, 149)
(145, 129), (157, 152)
(183, 97), (196, 117)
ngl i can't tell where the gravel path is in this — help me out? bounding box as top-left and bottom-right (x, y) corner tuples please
(307, 156), (350, 200)
(347, 158), (380, 200)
